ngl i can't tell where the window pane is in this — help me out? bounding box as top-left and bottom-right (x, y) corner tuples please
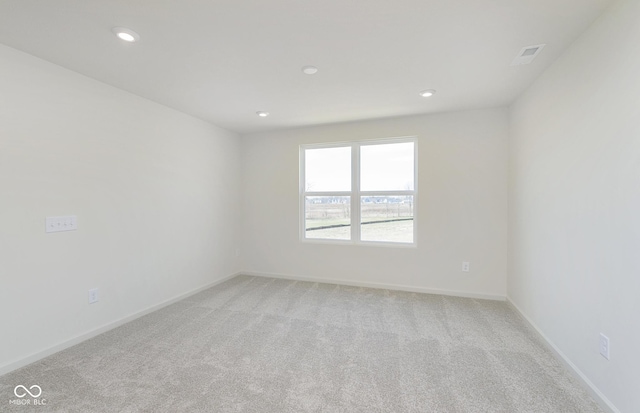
(305, 147), (351, 192)
(305, 196), (351, 240)
(360, 142), (414, 191)
(361, 196), (413, 243)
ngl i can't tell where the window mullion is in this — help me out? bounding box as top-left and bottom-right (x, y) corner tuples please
(352, 143), (360, 242)
(303, 191), (352, 197)
(299, 146), (305, 241)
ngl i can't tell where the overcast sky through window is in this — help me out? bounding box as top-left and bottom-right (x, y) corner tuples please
(361, 142), (414, 191)
(305, 142), (413, 192)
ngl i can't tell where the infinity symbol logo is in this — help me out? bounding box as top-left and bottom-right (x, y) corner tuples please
(14, 385), (42, 398)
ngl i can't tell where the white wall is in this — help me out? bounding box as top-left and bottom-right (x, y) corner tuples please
(0, 44), (241, 372)
(241, 109), (508, 299)
(508, 1), (640, 411)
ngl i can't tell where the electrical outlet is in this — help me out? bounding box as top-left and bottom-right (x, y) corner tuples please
(599, 333), (610, 360)
(88, 288), (99, 304)
(462, 261), (470, 272)
(46, 215), (78, 233)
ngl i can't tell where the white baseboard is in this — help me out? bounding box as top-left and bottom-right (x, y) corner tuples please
(242, 270), (506, 301)
(0, 272), (241, 377)
(506, 297), (619, 413)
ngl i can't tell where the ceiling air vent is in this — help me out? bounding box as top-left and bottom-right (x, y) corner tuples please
(511, 44), (546, 66)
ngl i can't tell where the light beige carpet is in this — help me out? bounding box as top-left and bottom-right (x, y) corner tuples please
(1, 275), (603, 412)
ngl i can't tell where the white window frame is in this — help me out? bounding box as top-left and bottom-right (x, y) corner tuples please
(299, 136), (417, 247)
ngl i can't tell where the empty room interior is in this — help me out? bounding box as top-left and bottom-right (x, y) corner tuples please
(1, 0), (638, 412)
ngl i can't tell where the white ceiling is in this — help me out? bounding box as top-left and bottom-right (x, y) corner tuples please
(0, 0), (613, 134)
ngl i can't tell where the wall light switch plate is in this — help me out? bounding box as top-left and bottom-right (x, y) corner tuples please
(462, 261), (470, 272)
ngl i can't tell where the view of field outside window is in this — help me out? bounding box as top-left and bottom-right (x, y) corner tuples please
(305, 196), (351, 240)
(360, 195), (413, 242)
(360, 142), (414, 243)
(303, 140), (415, 243)
(304, 146), (351, 240)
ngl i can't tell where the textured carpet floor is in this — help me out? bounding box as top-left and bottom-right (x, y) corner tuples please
(1, 275), (603, 412)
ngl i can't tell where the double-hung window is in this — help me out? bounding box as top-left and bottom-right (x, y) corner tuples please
(300, 137), (417, 245)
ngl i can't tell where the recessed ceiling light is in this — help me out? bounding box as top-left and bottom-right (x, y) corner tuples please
(419, 89), (436, 98)
(302, 66), (318, 75)
(511, 44), (546, 66)
(256, 111), (269, 117)
(112, 27), (140, 43)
